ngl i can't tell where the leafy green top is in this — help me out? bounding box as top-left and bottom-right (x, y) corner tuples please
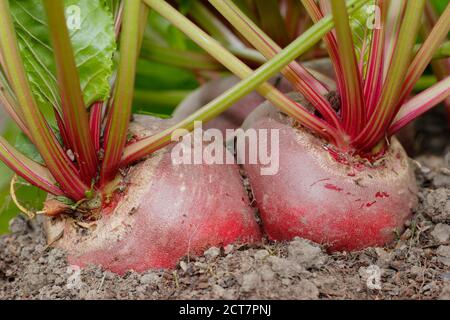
(10, 0), (116, 109)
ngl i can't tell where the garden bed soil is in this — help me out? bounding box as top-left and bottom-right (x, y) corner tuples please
(0, 108), (449, 300)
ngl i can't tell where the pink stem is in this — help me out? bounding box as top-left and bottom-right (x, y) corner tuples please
(89, 102), (103, 153)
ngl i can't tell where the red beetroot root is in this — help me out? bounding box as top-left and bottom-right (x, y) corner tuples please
(241, 100), (418, 251)
(44, 117), (261, 274)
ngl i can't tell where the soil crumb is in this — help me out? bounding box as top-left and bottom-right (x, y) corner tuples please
(1, 109), (449, 300)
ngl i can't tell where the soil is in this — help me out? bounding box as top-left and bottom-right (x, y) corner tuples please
(0, 108), (449, 300)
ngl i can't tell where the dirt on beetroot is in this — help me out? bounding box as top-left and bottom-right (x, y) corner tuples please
(0, 108), (449, 300)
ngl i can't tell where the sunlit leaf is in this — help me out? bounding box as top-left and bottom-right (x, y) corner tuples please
(349, 0), (376, 73)
(10, 0), (116, 108)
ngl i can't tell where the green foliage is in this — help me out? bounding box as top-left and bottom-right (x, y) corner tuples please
(133, 59), (198, 116)
(0, 149), (14, 235)
(349, 0), (376, 73)
(0, 124), (46, 234)
(430, 0), (448, 13)
(102, 0), (121, 14)
(10, 0), (116, 108)
(14, 133), (44, 164)
(133, 9), (203, 117)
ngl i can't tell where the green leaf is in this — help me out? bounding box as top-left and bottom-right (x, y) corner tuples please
(0, 134), (14, 234)
(135, 59), (198, 90)
(146, 10), (200, 52)
(133, 59), (198, 116)
(54, 195), (76, 206)
(132, 110), (172, 119)
(10, 0), (116, 109)
(430, 0), (448, 13)
(102, 0), (121, 14)
(349, 0), (376, 72)
(13, 124), (64, 166)
(0, 123), (46, 235)
(14, 132), (44, 164)
(0, 121), (18, 190)
(0, 177), (47, 235)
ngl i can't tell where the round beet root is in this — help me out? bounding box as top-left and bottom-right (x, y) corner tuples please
(241, 101), (418, 251)
(44, 117), (261, 274)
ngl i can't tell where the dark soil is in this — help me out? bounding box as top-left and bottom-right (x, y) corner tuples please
(0, 108), (449, 300)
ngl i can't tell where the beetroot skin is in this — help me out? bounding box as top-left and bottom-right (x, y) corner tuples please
(44, 117), (261, 274)
(241, 101), (418, 251)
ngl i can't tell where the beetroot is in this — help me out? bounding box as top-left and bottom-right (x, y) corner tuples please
(2, 0), (445, 275)
(44, 117), (261, 274)
(40, 61), (330, 273)
(241, 100), (418, 251)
